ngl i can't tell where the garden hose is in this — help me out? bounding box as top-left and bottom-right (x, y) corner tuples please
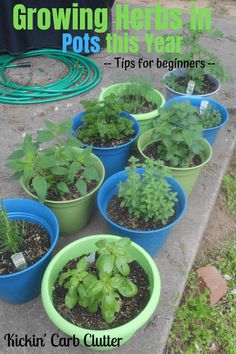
(0, 49), (102, 104)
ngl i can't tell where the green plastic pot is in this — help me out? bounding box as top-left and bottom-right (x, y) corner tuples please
(21, 149), (105, 236)
(41, 235), (161, 351)
(99, 83), (166, 133)
(138, 129), (212, 196)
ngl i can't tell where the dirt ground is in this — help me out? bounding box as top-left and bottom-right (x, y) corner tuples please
(197, 148), (236, 261)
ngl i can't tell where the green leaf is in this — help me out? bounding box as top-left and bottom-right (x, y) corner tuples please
(8, 150), (24, 160)
(96, 254), (115, 274)
(116, 238), (131, 250)
(83, 166), (100, 181)
(32, 175), (47, 203)
(95, 239), (110, 249)
(87, 280), (103, 297)
(57, 182), (70, 194)
(77, 257), (89, 272)
(115, 256), (130, 276)
(44, 119), (58, 132)
(36, 130), (54, 143)
(75, 179), (87, 196)
(65, 138), (83, 148)
(6, 160), (24, 171)
(65, 291), (77, 309)
(38, 156), (57, 169)
(118, 278), (138, 298)
(50, 166), (68, 176)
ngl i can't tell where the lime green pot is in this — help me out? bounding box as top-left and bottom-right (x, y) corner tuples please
(41, 235), (161, 351)
(99, 83), (165, 133)
(21, 150), (105, 236)
(138, 129), (212, 196)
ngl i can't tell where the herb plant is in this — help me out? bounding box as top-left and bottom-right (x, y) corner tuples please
(109, 76), (158, 114)
(58, 238), (138, 324)
(163, 22), (231, 94)
(152, 101), (204, 168)
(0, 201), (23, 254)
(6, 120), (100, 203)
(118, 157), (177, 225)
(198, 106), (222, 129)
(77, 95), (135, 147)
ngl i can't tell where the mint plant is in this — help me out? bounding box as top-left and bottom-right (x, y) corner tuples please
(0, 201), (23, 254)
(77, 95), (135, 147)
(163, 22), (231, 94)
(58, 238), (138, 324)
(152, 101), (204, 168)
(118, 157), (177, 225)
(6, 120), (100, 203)
(198, 106), (222, 128)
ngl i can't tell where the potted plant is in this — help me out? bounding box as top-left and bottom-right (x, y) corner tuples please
(6, 120), (105, 236)
(138, 102), (212, 196)
(0, 198), (59, 304)
(72, 95), (140, 178)
(99, 77), (165, 133)
(165, 96), (229, 145)
(163, 23), (231, 99)
(97, 158), (186, 257)
(41, 235), (161, 349)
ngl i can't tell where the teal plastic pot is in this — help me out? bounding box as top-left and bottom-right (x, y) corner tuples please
(163, 69), (221, 100)
(138, 129), (212, 196)
(0, 198), (59, 304)
(99, 83), (166, 133)
(21, 149), (105, 236)
(164, 96), (229, 145)
(72, 112), (140, 179)
(41, 235), (161, 351)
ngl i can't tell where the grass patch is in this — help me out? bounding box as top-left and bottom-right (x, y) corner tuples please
(223, 174), (236, 213)
(165, 239), (236, 354)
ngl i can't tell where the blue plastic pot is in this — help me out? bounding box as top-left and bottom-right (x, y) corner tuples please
(164, 96), (229, 145)
(163, 69), (221, 100)
(0, 199), (59, 304)
(97, 169), (187, 257)
(72, 112), (140, 179)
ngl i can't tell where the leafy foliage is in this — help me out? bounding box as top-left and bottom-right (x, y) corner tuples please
(6, 120), (100, 203)
(198, 105), (222, 129)
(77, 95), (135, 146)
(152, 101), (204, 168)
(118, 157), (177, 225)
(163, 22), (231, 94)
(58, 238), (138, 324)
(223, 174), (236, 213)
(166, 242), (236, 353)
(0, 201), (23, 254)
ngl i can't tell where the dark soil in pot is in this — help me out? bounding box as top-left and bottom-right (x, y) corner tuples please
(118, 95), (158, 114)
(144, 142), (202, 168)
(0, 221), (50, 275)
(173, 75), (217, 95)
(53, 257), (150, 330)
(107, 195), (177, 231)
(30, 174), (98, 202)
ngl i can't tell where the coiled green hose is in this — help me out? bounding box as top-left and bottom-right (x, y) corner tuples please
(0, 49), (102, 104)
